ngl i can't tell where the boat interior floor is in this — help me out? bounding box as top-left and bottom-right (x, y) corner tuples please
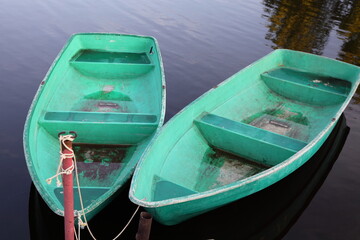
(54, 144), (135, 209)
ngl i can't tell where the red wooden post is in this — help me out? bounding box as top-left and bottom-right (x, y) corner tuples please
(62, 140), (74, 240)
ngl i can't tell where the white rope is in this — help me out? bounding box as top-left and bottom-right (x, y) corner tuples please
(74, 217), (80, 240)
(73, 205), (140, 240)
(73, 155), (141, 240)
(46, 133), (142, 240)
(73, 155), (97, 240)
(111, 205), (140, 240)
(46, 135), (75, 186)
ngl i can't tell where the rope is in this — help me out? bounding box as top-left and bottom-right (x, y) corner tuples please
(46, 134), (141, 240)
(71, 139), (141, 240)
(74, 156), (141, 240)
(111, 205), (140, 240)
(46, 135), (75, 187)
(73, 154), (97, 240)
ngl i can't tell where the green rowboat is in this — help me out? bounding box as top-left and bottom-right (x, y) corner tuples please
(129, 49), (360, 225)
(23, 33), (165, 220)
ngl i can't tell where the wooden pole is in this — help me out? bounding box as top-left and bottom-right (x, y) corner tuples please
(135, 212), (153, 240)
(62, 139), (74, 240)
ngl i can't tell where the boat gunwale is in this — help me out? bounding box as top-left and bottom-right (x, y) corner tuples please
(129, 49), (360, 208)
(23, 32), (166, 216)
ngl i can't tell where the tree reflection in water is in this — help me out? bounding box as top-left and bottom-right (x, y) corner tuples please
(262, 0), (360, 102)
(262, 0), (338, 54)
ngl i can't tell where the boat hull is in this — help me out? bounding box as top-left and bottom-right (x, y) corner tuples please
(24, 33), (165, 220)
(129, 49), (359, 225)
(145, 123), (334, 225)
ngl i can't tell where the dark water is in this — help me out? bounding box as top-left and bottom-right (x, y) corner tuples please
(1, 0), (360, 239)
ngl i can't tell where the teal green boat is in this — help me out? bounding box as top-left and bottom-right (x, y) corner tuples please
(129, 49), (360, 225)
(23, 33), (165, 221)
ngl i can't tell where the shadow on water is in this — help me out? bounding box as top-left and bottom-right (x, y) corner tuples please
(29, 114), (349, 239)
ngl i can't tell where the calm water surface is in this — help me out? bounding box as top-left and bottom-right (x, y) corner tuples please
(1, 0), (359, 239)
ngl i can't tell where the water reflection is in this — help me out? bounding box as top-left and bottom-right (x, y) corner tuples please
(262, 0), (360, 60)
(262, 0), (360, 104)
(29, 115), (349, 239)
(335, 0), (360, 66)
(262, 0), (337, 54)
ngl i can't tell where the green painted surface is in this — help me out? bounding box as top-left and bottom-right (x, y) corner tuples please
(23, 33), (165, 220)
(72, 144), (136, 187)
(84, 91), (132, 101)
(39, 112), (158, 144)
(129, 49), (360, 225)
(73, 50), (151, 64)
(194, 148), (269, 192)
(154, 179), (197, 201)
(264, 67), (351, 95)
(243, 107), (309, 126)
(195, 113), (307, 166)
(54, 187), (110, 211)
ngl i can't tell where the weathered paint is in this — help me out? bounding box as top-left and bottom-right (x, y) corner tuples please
(129, 49), (360, 225)
(23, 33), (165, 220)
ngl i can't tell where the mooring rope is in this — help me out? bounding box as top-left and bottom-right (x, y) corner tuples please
(74, 159), (141, 240)
(73, 151), (97, 240)
(111, 205), (140, 240)
(46, 135), (75, 186)
(46, 134), (141, 240)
